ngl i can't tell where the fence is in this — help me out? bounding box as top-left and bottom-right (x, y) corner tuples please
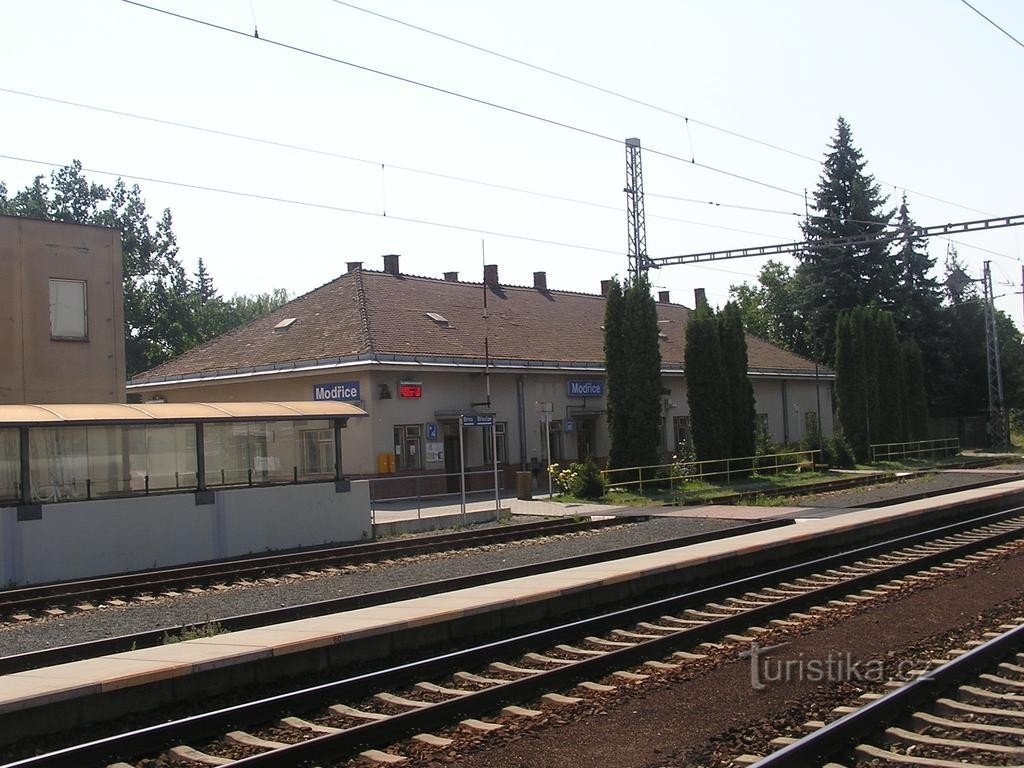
(601, 449), (821, 496)
(367, 469), (504, 520)
(869, 437), (961, 463)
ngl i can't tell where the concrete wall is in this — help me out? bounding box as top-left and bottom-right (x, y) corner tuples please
(0, 215), (125, 404)
(0, 480), (371, 586)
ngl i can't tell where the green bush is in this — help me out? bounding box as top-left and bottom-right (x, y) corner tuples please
(826, 431), (856, 469)
(576, 458), (606, 499)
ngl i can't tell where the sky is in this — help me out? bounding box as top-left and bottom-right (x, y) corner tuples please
(1, 0), (1022, 324)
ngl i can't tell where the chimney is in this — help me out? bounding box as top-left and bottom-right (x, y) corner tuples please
(483, 264), (499, 287)
(533, 271), (547, 290)
(694, 287), (707, 309)
(600, 279), (612, 297)
(658, 290), (670, 304)
(346, 261), (362, 273)
(383, 254), (400, 275)
(444, 271), (459, 282)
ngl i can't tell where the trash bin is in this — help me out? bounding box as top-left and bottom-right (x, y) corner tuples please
(516, 471), (533, 500)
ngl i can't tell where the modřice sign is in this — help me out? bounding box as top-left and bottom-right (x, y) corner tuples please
(312, 381), (361, 402)
(567, 379), (604, 398)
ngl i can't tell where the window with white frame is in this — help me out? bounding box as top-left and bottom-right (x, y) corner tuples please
(49, 278), (88, 340)
(394, 424), (422, 471)
(482, 422), (508, 464)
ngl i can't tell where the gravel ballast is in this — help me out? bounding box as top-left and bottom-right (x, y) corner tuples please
(0, 516), (744, 656)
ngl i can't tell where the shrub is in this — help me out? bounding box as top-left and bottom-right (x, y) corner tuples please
(549, 460), (605, 499)
(826, 431), (856, 469)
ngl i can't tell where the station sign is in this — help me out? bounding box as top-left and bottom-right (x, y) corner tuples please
(312, 380), (361, 402)
(567, 379), (604, 398)
(462, 414), (495, 427)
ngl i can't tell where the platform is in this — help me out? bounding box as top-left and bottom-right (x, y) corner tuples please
(2, 479), (1023, 740)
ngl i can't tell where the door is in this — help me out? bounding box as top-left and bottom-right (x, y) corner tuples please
(442, 421), (462, 493)
(576, 418), (596, 460)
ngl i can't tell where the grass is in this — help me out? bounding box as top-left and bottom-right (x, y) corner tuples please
(162, 620), (225, 644)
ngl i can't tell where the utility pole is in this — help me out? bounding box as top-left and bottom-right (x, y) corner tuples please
(982, 261), (1008, 450)
(624, 138), (649, 284)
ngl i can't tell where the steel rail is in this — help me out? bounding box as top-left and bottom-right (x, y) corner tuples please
(0, 518), (790, 674)
(749, 621), (1024, 767)
(9, 506), (1024, 768)
(0, 516), (629, 614)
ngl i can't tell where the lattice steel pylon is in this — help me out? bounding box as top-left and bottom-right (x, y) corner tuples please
(983, 260), (1009, 450)
(624, 137), (651, 283)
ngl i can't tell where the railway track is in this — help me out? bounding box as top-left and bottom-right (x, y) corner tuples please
(6, 507), (1024, 767)
(750, 619), (1024, 768)
(0, 516), (632, 620)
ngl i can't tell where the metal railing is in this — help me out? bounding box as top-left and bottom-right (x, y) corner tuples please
(869, 437), (960, 463)
(368, 469), (505, 520)
(601, 449), (821, 496)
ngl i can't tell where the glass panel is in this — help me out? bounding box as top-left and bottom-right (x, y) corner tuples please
(29, 427), (88, 502)
(129, 424), (198, 492)
(49, 279), (87, 339)
(0, 429), (18, 502)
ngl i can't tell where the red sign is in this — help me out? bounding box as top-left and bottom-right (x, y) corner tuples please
(398, 382), (422, 399)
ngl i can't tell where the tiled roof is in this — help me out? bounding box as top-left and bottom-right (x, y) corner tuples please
(131, 269), (824, 383)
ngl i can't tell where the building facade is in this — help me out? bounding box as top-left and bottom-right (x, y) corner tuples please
(128, 256), (833, 489)
(0, 215), (125, 404)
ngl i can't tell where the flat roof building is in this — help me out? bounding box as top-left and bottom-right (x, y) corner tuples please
(128, 256), (833, 492)
(0, 215), (125, 404)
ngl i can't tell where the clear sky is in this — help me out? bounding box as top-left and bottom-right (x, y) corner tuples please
(2, 1), (1021, 324)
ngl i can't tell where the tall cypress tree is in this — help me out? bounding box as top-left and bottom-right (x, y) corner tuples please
(835, 309), (869, 461)
(685, 303), (731, 461)
(901, 340), (929, 440)
(797, 117), (894, 364)
(603, 279), (629, 470)
(719, 302), (756, 460)
(623, 275), (663, 469)
(873, 310), (904, 444)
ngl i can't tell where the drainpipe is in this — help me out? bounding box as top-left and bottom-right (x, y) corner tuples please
(516, 375), (527, 469)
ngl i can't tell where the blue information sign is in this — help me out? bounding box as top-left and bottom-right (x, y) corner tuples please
(567, 379), (604, 398)
(426, 422), (439, 441)
(312, 381), (361, 402)
(462, 414), (495, 427)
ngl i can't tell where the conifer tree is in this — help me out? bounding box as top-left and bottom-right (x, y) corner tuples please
(873, 310), (904, 444)
(901, 340), (929, 440)
(622, 275), (663, 469)
(684, 303), (731, 461)
(718, 302), (756, 460)
(835, 309), (869, 461)
(603, 279), (629, 470)
(797, 117), (894, 363)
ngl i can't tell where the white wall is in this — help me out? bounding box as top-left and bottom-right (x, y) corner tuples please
(0, 481), (370, 586)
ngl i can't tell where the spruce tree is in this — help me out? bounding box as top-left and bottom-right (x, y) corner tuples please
(797, 117), (894, 363)
(684, 303), (731, 461)
(719, 302), (756, 461)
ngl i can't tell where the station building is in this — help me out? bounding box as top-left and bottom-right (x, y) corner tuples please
(0, 215), (126, 404)
(127, 255), (834, 493)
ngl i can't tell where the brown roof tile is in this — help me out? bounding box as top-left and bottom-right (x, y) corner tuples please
(131, 269), (824, 383)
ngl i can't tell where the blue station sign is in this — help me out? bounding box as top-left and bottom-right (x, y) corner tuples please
(567, 379), (604, 398)
(462, 414), (495, 427)
(312, 381), (361, 402)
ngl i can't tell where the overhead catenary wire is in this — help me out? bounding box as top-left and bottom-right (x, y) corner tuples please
(119, 0), (803, 199)
(958, 0), (1024, 49)
(326, 0), (992, 217)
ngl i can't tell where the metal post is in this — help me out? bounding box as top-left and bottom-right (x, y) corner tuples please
(195, 423), (207, 491)
(18, 427), (31, 505)
(544, 415), (552, 498)
(491, 421), (500, 514)
(333, 419), (345, 480)
(459, 418), (466, 523)
(416, 474), (422, 519)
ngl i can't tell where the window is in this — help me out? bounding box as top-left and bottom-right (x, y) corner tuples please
(49, 279), (87, 339)
(300, 429), (334, 477)
(482, 422), (508, 465)
(394, 424), (422, 471)
(548, 420), (563, 462)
